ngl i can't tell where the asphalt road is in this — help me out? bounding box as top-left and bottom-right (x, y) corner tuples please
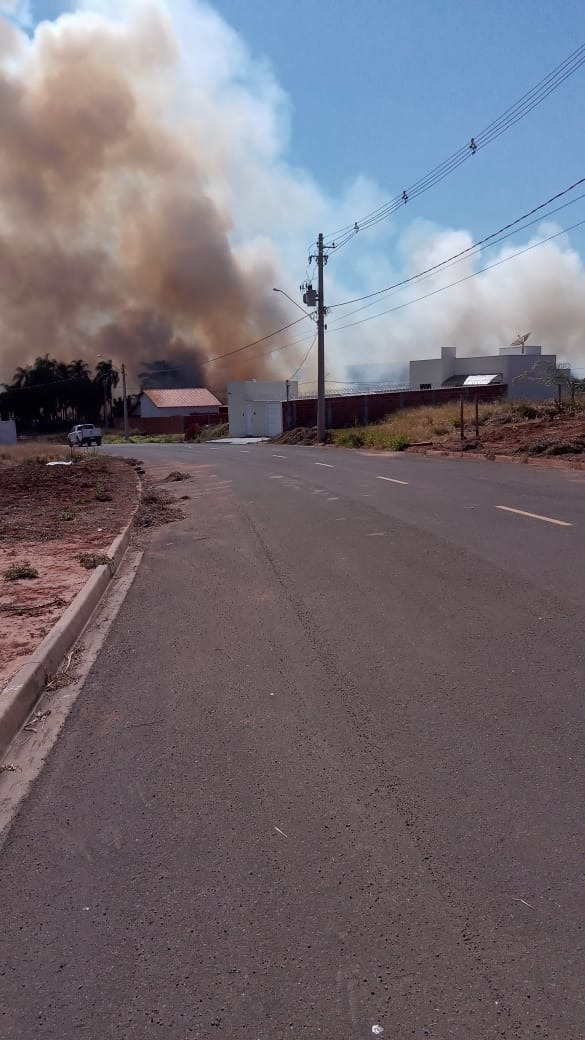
(2, 443), (585, 1039)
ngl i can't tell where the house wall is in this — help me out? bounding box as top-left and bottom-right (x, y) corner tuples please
(227, 381), (297, 437)
(0, 419), (17, 445)
(409, 358), (446, 389)
(112, 409), (227, 436)
(409, 350), (559, 401)
(505, 354), (560, 401)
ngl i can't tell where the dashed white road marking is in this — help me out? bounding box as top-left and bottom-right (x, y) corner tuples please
(328, 496), (339, 501)
(240, 449), (249, 453)
(268, 475), (284, 480)
(495, 505), (572, 527)
(272, 454), (287, 459)
(376, 475), (409, 486)
(315, 462), (334, 468)
(367, 532), (385, 537)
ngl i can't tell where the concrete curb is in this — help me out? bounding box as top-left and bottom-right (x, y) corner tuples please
(0, 500), (137, 760)
(410, 447), (585, 471)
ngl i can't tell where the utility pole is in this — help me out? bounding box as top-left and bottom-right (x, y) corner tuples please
(316, 232), (326, 443)
(122, 363), (129, 441)
(102, 377), (108, 430)
(302, 233), (327, 442)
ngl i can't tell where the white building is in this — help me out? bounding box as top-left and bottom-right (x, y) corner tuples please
(409, 345), (561, 401)
(227, 380), (298, 438)
(139, 388), (221, 418)
(0, 419), (17, 445)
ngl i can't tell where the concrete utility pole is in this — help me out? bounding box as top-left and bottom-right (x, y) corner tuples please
(102, 378), (109, 430)
(121, 363), (129, 441)
(316, 232), (326, 443)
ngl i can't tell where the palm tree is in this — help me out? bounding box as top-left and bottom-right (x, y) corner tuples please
(9, 365), (31, 390)
(68, 359), (91, 381)
(95, 359), (119, 427)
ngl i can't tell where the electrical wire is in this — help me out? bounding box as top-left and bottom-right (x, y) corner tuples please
(327, 187), (585, 328)
(322, 43), (585, 246)
(1, 315), (314, 394)
(327, 176), (585, 314)
(201, 314), (309, 366)
(330, 215), (585, 334)
(328, 185), (585, 326)
(291, 334), (317, 380)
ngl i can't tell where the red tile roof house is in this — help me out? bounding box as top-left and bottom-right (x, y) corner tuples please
(139, 388), (222, 418)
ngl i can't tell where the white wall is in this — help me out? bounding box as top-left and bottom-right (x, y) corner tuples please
(505, 354), (560, 401)
(409, 358), (445, 389)
(227, 381), (296, 437)
(409, 351), (559, 401)
(0, 419), (17, 445)
(228, 383), (247, 437)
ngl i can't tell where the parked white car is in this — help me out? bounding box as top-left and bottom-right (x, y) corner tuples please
(67, 423), (102, 447)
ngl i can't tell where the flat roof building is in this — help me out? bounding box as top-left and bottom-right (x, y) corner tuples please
(409, 345), (561, 401)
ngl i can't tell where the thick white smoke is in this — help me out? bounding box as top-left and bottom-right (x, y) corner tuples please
(0, 0), (583, 390)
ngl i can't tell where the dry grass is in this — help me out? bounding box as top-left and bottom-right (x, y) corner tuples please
(333, 400), (541, 450)
(0, 443), (72, 467)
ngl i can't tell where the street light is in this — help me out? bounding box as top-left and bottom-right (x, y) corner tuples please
(272, 286), (313, 318)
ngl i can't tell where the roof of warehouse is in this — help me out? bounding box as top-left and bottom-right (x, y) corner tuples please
(142, 388), (222, 408)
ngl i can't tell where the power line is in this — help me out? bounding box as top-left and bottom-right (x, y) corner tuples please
(330, 215), (585, 334)
(1, 317), (315, 395)
(321, 43), (585, 247)
(201, 314), (309, 366)
(291, 334), (317, 379)
(328, 188), (585, 328)
(328, 176), (585, 314)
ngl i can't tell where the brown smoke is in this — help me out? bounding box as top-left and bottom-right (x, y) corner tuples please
(0, 6), (291, 389)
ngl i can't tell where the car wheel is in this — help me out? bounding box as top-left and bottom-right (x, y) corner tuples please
(96, 438), (102, 446)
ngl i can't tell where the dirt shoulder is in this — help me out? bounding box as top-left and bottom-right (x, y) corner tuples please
(415, 410), (585, 465)
(272, 407), (585, 468)
(0, 455), (139, 689)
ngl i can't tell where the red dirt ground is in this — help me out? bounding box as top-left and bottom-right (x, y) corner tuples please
(421, 411), (585, 466)
(0, 457), (138, 688)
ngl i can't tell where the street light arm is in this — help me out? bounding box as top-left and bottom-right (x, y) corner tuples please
(272, 287), (314, 319)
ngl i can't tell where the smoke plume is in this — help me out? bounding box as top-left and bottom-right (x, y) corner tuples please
(1, 0), (584, 393)
(0, 1), (300, 388)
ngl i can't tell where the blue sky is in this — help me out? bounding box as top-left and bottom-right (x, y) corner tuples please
(212, 0), (585, 247)
(4, 0), (585, 381)
(26, 0), (585, 249)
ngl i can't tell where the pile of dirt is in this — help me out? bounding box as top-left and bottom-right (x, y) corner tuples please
(134, 487), (185, 528)
(271, 427), (334, 446)
(0, 456), (139, 688)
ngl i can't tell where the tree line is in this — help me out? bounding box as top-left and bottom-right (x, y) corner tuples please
(0, 355), (122, 432)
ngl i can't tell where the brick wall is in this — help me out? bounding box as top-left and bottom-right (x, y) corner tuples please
(113, 408), (227, 436)
(283, 384), (506, 431)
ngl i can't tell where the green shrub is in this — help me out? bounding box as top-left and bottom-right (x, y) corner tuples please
(4, 561), (38, 581)
(335, 429), (366, 448)
(386, 433), (411, 451)
(79, 552), (112, 570)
